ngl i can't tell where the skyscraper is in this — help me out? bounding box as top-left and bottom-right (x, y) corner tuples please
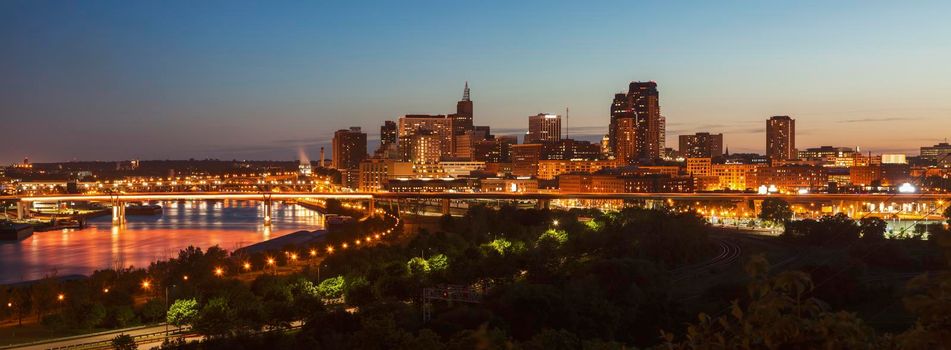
(375, 120), (398, 158)
(332, 127), (368, 170)
(332, 127), (368, 188)
(398, 115), (455, 160)
(766, 116), (796, 161)
(608, 81), (662, 162)
(614, 117), (638, 165)
(679, 132), (724, 158)
(380, 120), (397, 147)
(451, 82), (474, 136)
(525, 113), (562, 143)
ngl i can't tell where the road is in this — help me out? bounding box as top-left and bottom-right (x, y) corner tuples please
(3, 324), (175, 350)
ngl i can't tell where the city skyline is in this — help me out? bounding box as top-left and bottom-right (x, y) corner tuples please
(3, 1), (951, 163)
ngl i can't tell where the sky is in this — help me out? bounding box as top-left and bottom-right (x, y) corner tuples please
(1, 0), (950, 164)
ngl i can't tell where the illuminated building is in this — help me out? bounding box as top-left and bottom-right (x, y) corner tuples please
(881, 154), (907, 164)
(798, 146), (855, 163)
(450, 82), (474, 137)
(614, 117), (638, 165)
(357, 159), (414, 192)
(386, 178), (477, 192)
(536, 159), (619, 180)
(679, 132), (723, 158)
(526, 113), (561, 143)
(711, 163), (759, 191)
(438, 161), (486, 178)
(480, 178), (538, 193)
(511, 144), (543, 177)
(12, 158), (32, 169)
(753, 165), (827, 192)
(559, 174), (626, 193)
(608, 81), (662, 161)
(766, 116), (796, 161)
(332, 127), (368, 187)
(685, 158), (713, 177)
(398, 115), (455, 159)
(539, 139), (602, 161)
(332, 127), (368, 170)
(559, 174), (694, 193)
(401, 130), (443, 164)
(472, 136), (516, 163)
(920, 142), (951, 161)
(454, 128), (491, 160)
(375, 120), (398, 157)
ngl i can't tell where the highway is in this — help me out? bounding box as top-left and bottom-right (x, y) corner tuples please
(4, 191), (949, 203)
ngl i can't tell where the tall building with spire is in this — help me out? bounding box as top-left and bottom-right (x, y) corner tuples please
(452, 82), (474, 136)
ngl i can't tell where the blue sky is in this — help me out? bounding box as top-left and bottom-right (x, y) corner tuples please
(1, 0), (950, 163)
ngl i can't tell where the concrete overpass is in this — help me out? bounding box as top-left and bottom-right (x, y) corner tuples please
(3, 191), (948, 223)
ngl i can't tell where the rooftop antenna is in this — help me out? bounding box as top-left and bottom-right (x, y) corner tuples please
(462, 81), (470, 101)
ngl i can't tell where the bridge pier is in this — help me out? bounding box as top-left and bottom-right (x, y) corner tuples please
(263, 198), (272, 226)
(368, 199), (375, 214)
(112, 202), (126, 225)
(441, 199), (451, 215)
(16, 201), (27, 220)
(535, 199), (550, 210)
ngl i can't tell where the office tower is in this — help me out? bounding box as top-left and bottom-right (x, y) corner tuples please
(525, 113), (562, 143)
(332, 127), (367, 170)
(512, 143), (543, 177)
(401, 130), (443, 164)
(766, 116), (796, 161)
(473, 136), (516, 163)
(451, 82), (474, 136)
(614, 117), (638, 165)
(398, 114), (454, 160)
(920, 142), (951, 161)
(679, 132), (724, 158)
(658, 115), (666, 151)
(609, 81), (662, 161)
(380, 120), (397, 148)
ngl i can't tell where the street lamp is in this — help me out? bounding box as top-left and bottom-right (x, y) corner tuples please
(214, 267), (224, 276)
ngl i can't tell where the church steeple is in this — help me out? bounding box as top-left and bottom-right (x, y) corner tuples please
(462, 81), (470, 101)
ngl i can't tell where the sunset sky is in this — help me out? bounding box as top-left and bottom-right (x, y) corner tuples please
(2, 0), (950, 163)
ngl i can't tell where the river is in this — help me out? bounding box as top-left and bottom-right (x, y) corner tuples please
(0, 200), (323, 285)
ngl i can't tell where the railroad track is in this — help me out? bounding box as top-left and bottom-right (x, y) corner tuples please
(671, 237), (742, 282)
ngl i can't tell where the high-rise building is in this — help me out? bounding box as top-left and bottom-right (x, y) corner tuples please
(332, 127), (367, 170)
(401, 130), (443, 164)
(472, 136), (516, 163)
(398, 114), (454, 160)
(679, 132), (724, 158)
(614, 117), (638, 165)
(526, 113), (562, 143)
(380, 121), (397, 148)
(451, 82), (474, 136)
(609, 81), (662, 161)
(766, 116), (796, 161)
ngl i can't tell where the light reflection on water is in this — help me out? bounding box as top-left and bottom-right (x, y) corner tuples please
(0, 200), (322, 285)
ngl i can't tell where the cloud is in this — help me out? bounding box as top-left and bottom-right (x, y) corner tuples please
(836, 117), (919, 124)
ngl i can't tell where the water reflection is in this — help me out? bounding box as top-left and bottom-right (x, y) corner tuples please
(0, 200), (322, 284)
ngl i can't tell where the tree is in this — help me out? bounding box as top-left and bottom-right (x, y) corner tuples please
(193, 297), (235, 338)
(140, 299), (166, 323)
(859, 217), (887, 240)
(759, 198), (793, 226)
(167, 298), (198, 327)
(944, 206), (951, 225)
(318, 276), (345, 299)
(662, 255), (877, 348)
(111, 334), (137, 350)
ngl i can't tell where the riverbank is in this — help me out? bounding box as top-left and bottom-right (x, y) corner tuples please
(234, 229), (327, 255)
